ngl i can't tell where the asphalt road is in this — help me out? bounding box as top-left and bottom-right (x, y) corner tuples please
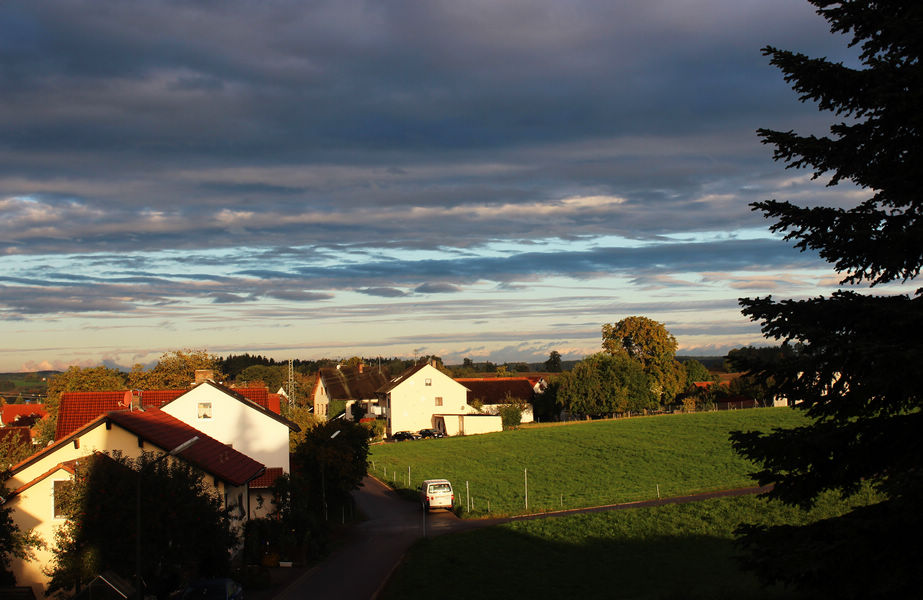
(272, 477), (774, 600)
(274, 476), (460, 600)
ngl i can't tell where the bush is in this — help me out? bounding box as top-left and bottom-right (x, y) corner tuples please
(363, 419), (386, 440)
(499, 404), (522, 429)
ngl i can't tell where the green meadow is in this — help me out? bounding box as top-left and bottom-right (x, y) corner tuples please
(381, 491), (875, 600)
(369, 408), (808, 516)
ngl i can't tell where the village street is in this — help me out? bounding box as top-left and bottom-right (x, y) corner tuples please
(271, 476), (462, 600)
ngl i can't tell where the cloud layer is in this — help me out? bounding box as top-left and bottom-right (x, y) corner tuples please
(0, 0), (870, 370)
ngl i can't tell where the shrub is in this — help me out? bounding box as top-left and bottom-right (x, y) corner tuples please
(499, 404), (522, 429)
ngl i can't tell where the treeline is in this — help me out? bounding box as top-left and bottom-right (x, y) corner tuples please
(531, 318), (795, 421)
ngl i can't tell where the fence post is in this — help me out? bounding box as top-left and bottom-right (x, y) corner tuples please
(466, 480), (470, 512)
(524, 468), (529, 511)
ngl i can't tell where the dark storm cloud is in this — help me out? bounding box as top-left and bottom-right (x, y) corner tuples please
(1, 1), (844, 198)
(414, 283), (462, 294)
(1, 0), (855, 333)
(358, 288), (408, 298)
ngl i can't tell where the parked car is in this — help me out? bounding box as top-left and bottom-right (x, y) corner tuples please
(418, 428), (445, 439)
(392, 431), (420, 441)
(420, 479), (454, 511)
(175, 579), (244, 600)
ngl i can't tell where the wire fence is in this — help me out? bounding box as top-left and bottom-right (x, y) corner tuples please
(369, 460), (740, 518)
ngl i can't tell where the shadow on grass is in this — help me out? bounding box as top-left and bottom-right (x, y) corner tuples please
(380, 520), (800, 600)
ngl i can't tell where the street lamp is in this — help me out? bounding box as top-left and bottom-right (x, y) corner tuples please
(321, 430), (340, 521)
(136, 436), (199, 600)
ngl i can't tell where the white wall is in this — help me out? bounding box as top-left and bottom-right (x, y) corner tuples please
(162, 384), (291, 473)
(481, 403), (534, 423)
(386, 364), (475, 434)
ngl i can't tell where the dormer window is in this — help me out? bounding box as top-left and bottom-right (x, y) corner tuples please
(198, 402), (213, 419)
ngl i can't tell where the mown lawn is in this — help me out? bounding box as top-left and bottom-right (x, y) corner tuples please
(381, 491), (876, 600)
(369, 408), (808, 516)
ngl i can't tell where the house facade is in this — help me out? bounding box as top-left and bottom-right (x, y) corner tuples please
(159, 381), (294, 475)
(311, 364), (389, 420)
(6, 409), (265, 598)
(378, 362), (502, 436)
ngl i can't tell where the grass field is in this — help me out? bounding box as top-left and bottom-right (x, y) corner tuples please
(381, 490), (876, 600)
(369, 408), (808, 516)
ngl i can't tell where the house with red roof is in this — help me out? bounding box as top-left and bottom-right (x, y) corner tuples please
(6, 407), (266, 598)
(55, 381), (297, 483)
(6, 379), (298, 596)
(1, 403), (47, 428)
(454, 377), (536, 423)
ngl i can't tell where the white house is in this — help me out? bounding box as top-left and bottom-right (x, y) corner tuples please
(6, 409), (265, 598)
(378, 361), (502, 436)
(160, 381), (296, 476)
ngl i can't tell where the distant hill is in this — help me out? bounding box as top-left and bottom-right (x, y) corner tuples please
(0, 371), (58, 400)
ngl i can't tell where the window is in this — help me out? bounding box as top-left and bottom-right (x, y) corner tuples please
(197, 402), (213, 419)
(53, 480), (72, 519)
(425, 378), (432, 386)
(435, 397), (443, 407)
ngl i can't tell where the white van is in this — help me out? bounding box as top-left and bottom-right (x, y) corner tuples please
(420, 479), (454, 511)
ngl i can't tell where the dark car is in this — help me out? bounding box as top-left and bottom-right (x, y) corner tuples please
(392, 431), (420, 441)
(176, 579), (243, 600)
(418, 428), (445, 439)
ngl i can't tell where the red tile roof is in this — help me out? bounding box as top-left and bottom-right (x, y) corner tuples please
(455, 377), (535, 405)
(54, 390), (186, 439)
(105, 409), (265, 487)
(249, 466), (284, 489)
(1, 403), (47, 426)
(55, 384), (291, 441)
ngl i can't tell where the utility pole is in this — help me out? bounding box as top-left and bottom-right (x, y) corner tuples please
(287, 359), (295, 407)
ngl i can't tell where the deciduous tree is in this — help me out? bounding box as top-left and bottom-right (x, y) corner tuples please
(39, 366), (128, 445)
(557, 353), (654, 417)
(730, 2), (923, 596)
(127, 349), (225, 389)
(46, 452), (234, 598)
(602, 317), (684, 403)
(681, 359), (713, 387)
(543, 350), (563, 373)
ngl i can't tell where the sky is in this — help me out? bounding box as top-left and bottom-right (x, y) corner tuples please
(0, 0), (887, 372)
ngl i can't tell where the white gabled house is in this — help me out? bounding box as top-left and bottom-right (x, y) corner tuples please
(159, 381), (295, 476)
(6, 409), (265, 598)
(377, 361), (502, 436)
(6, 379), (300, 596)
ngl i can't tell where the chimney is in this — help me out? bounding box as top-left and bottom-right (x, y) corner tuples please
(131, 390), (142, 412)
(430, 358), (437, 367)
(194, 369), (214, 385)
